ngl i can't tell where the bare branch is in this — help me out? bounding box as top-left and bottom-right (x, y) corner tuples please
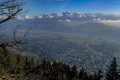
(0, 0), (29, 48)
(0, 25), (29, 48)
(0, 0), (24, 24)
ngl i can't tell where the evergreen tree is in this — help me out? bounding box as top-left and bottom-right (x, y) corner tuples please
(24, 56), (31, 71)
(30, 57), (35, 68)
(16, 54), (23, 74)
(106, 57), (119, 80)
(95, 69), (103, 80)
(70, 65), (78, 80)
(65, 64), (71, 80)
(42, 59), (51, 69)
(2, 46), (12, 68)
(16, 54), (22, 65)
(88, 74), (95, 80)
(79, 68), (88, 80)
(52, 60), (58, 68)
(36, 58), (40, 66)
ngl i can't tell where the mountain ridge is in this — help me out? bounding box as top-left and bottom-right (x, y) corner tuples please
(7, 12), (120, 21)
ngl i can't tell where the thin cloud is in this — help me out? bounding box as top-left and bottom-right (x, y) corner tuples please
(99, 19), (120, 28)
(99, 20), (120, 23)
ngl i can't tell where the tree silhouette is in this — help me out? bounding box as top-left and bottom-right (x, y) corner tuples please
(0, 0), (29, 48)
(106, 57), (119, 80)
(0, 0), (23, 24)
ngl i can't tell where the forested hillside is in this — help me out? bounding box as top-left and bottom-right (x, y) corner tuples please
(0, 46), (119, 80)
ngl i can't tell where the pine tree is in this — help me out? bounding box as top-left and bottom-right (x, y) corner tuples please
(65, 64), (71, 80)
(24, 56), (31, 71)
(16, 54), (22, 65)
(106, 57), (119, 80)
(88, 74), (95, 80)
(36, 58), (40, 66)
(70, 65), (78, 80)
(95, 69), (103, 80)
(30, 57), (35, 68)
(16, 54), (23, 74)
(79, 68), (88, 80)
(42, 59), (51, 69)
(2, 46), (12, 68)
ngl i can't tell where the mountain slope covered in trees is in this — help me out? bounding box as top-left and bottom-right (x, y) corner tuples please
(0, 46), (120, 80)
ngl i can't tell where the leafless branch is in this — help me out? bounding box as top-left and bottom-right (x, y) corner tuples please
(0, 0), (29, 48)
(0, 0), (24, 24)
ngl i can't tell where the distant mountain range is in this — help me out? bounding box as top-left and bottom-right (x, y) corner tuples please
(2, 12), (120, 39)
(15, 12), (120, 22)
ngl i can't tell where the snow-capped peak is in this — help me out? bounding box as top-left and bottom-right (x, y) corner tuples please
(2, 12), (120, 21)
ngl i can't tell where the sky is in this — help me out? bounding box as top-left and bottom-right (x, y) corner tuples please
(24, 0), (120, 16)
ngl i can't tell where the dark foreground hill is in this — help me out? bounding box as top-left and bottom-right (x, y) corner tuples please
(0, 46), (119, 80)
(0, 47), (104, 80)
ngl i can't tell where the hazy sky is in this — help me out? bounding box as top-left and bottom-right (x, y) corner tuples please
(25, 0), (120, 16)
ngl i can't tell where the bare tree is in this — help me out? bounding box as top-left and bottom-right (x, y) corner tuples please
(0, 1), (31, 80)
(0, 0), (24, 24)
(0, 25), (29, 47)
(0, 0), (28, 48)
